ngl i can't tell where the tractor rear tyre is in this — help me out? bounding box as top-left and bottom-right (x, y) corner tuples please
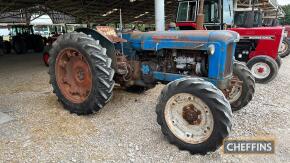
(2, 41), (11, 54)
(49, 32), (115, 115)
(156, 78), (232, 154)
(279, 38), (290, 58)
(13, 38), (27, 54)
(227, 62), (255, 111)
(275, 56), (282, 69)
(33, 35), (45, 52)
(247, 56), (278, 84)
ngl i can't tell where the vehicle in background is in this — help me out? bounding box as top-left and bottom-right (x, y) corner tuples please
(43, 32), (61, 66)
(234, 8), (290, 58)
(2, 25), (45, 54)
(176, 0), (284, 83)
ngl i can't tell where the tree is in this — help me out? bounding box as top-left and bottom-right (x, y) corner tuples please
(282, 5), (290, 25)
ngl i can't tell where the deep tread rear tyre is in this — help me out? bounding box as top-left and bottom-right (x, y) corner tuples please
(13, 37), (26, 54)
(275, 56), (282, 69)
(49, 32), (115, 115)
(33, 35), (45, 52)
(230, 62), (255, 111)
(156, 78), (232, 154)
(3, 41), (11, 54)
(247, 56), (278, 84)
(279, 38), (290, 58)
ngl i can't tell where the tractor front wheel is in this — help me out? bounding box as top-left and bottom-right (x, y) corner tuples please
(247, 56), (278, 84)
(156, 78), (232, 154)
(49, 32), (115, 115)
(279, 38), (290, 58)
(226, 61), (255, 111)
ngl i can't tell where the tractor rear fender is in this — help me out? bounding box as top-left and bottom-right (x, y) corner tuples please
(75, 28), (117, 70)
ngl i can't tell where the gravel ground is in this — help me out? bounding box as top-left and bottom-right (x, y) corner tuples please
(0, 53), (289, 163)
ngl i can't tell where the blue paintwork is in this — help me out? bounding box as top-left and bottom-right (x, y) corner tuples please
(141, 64), (151, 75)
(152, 71), (220, 86)
(121, 30), (239, 87)
(153, 72), (187, 82)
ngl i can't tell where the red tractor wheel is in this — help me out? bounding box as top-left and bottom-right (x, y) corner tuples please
(43, 52), (49, 66)
(247, 56), (278, 84)
(279, 38), (290, 58)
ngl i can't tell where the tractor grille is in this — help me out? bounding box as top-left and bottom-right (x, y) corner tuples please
(224, 43), (233, 77)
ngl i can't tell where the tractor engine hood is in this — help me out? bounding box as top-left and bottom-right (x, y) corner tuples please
(229, 26), (284, 37)
(122, 30), (239, 51)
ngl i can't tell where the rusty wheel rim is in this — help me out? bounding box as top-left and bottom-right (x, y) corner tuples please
(55, 48), (92, 104)
(164, 93), (214, 144)
(281, 40), (288, 54)
(227, 76), (243, 104)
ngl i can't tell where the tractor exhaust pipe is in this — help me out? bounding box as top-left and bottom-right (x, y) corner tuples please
(155, 0), (165, 31)
(196, 0), (205, 30)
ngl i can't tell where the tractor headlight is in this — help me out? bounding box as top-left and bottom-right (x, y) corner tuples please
(207, 44), (215, 55)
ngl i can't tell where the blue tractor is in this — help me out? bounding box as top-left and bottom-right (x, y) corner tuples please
(48, 26), (254, 154)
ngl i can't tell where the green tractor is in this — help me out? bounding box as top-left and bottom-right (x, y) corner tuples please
(4, 25), (44, 54)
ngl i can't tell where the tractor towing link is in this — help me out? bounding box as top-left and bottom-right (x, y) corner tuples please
(49, 27), (254, 154)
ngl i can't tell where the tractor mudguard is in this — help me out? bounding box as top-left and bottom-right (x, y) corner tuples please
(75, 28), (118, 70)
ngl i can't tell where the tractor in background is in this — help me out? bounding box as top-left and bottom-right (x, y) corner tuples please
(176, 0), (284, 83)
(4, 25), (44, 54)
(43, 31), (62, 66)
(0, 36), (3, 55)
(263, 15), (290, 58)
(234, 8), (290, 58)
(0, 35), (11, 54)
(48, 25), (255, 154)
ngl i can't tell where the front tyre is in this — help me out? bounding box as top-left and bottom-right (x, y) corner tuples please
(156, 78), (232, 154)
(247, 56), (278, 84)
(49, 32), (115, 115)
(226, 62), (255, 111)
(279, 38), (290, 58)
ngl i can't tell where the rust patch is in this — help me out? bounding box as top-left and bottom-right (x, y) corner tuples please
(182, 104), (202, 125)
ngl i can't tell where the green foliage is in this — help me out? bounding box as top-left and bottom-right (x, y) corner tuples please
(282, 5), (290, 25)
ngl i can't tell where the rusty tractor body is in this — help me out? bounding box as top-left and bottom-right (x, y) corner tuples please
(48, 26), (255, 154)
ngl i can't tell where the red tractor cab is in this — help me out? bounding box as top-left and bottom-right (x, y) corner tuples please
(176, 0), (284, 83)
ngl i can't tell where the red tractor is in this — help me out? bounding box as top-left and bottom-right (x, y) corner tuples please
(263, 19), (290, 58)
(176, 0), (284, 83)
(262, 6), (290, 58)
(42, 32), (61, 66)
(280, 25), (290, 58)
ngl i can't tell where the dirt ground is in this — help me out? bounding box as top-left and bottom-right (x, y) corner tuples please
(0, 53), (289, 163)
